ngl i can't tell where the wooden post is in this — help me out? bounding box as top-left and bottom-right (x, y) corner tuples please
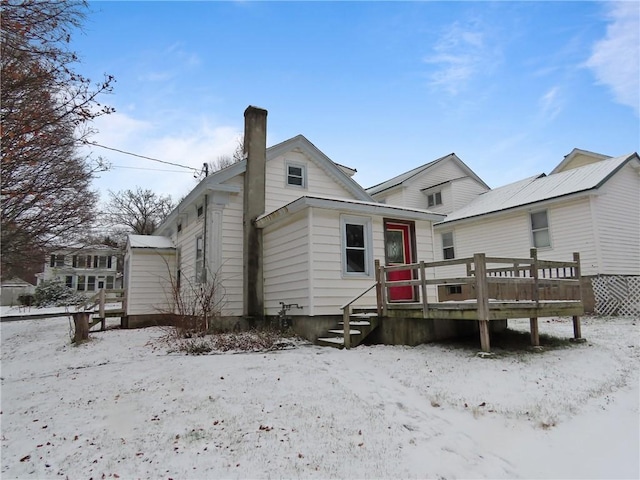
(374, 259), (382, 318)
(530, 317), (540, 346)
(99, 288), (106, 318)
(72, 312), (90, 343)
(420, 261), (428, 318)
(572, 252), (583, 339)
(474, 253), (491, 353)
(530, 249), (539, 305)
(380, 264), (388, 317)
(343, 305), (351, 349)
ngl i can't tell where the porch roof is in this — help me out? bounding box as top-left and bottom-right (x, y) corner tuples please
(255, 195), (446, 228)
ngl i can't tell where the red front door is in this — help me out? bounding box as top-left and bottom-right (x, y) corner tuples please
(385, 222), (415, 302)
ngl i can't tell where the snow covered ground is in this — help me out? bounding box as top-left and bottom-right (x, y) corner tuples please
(1, 314), (638, 479)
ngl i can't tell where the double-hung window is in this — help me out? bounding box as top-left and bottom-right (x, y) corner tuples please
(50, 255), (65, 267)
(341, 216), (372, 276)
(530, 210), (551, 248)
(442, 232), (455, 260)
(195, 236), (205, 283)
(427, 191), (442, 208)
(286, 163), (306, 188)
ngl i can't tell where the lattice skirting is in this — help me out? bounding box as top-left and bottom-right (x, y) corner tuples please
(591, 276), (640, 317)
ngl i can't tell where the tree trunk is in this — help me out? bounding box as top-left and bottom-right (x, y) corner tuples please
(72, 312), (90, 343)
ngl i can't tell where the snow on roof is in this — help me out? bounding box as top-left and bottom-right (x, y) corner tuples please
(440, 153), (636, 224)
(128, 234), (174, 249)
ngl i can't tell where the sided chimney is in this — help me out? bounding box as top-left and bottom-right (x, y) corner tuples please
(242, 106), (267, 320)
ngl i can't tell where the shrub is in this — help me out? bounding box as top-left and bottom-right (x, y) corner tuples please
(34, 280), (86, 307)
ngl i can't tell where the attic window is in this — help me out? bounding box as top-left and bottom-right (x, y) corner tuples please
(197, 205), (204, 218)
(177, 223), (182, 234)
(427, 191), (442, 207)
(286, 163), (306, 188)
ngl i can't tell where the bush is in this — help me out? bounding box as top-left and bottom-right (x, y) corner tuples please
(34, 280), (86, 307)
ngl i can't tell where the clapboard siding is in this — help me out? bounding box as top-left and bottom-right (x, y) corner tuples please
(451, 178), (489, 211)
(403, 161), (468, 210)
(263, 211), (309, 315)
(594, 163), (640, 274)
(219, 177), (244, 315)
(126, 250), (175, 315)
(265, 152), (355, 213)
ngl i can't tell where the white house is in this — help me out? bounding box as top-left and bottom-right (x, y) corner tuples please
(124, 107), (446, 343)
(432, 150), (640, 315)
(38, 245), (122, 293)
(366, 153), (490, 215)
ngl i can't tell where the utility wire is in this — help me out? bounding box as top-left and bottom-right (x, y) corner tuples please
(89, 142), (200, 173)
(110, 164), (191, 173)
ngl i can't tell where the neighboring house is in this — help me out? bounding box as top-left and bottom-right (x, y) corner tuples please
(432, 150), (640, 315)
(38, 245), (122, 293)
(0, 277), (35, 306)
(124, 106), (446, 342)
(366, 153), (490, 215)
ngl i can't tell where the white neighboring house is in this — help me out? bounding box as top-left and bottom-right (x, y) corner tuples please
(0, 277), (35, 306)
(124, 107), (445, 342)
(432, 150), (640, 316)
(366, 153), (490, 215)
(37, 245), (122, 294)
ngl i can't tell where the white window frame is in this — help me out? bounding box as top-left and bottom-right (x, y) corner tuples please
(530, 210), (551, 249)
(441, 231), (455, 260)
(286, 162), (306, 188)
(340, 215), (373, 277)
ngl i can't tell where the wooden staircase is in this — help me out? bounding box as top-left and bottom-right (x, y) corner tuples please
(83, 289), (126, 331)
(317, 309), (379, 349)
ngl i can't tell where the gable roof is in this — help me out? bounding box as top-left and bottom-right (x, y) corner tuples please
(550, 148), (611, 174)
(366, 153), (490, 196)
(438, 152), (639, 225)
(157, 135), (372, 234)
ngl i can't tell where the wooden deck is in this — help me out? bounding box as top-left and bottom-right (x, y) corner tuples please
(341, 249), (584, 352)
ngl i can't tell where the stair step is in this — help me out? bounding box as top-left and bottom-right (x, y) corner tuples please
(317, 337), (345, 345)
(341, 321), (370, 327)
(351, 312), (378, 318)
(328, 329), (361, 335)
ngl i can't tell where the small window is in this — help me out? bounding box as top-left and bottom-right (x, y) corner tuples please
(85, 256), (92, 268)
(65, 276), (73, 288)
(530, 210), (551, 248)
(447, 285), (462, 295)
(442, 232), (455, 260)
(87, 276), (96, 291)
(286, 163), (306, 188)
(341, 216), (372, 276)
(427, 191), (442, 207)
(50, 255), (65, 267)
(177, 223), (182, 234)
(195, 236), (205, 283)
(77, 275), (85, 291)
(106, 276), (114, 289)
(197, 205), (204, 218)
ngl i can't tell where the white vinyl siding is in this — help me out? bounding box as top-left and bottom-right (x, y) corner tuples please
(265, 152), (355, 213)
(592, 163), (640, 275)
(263, 211), (310, 315)
(450, 177), (490, 211)
(219, 177), (244, 315)
(125, 249), (176, 316)
(404, 160), (475, 210)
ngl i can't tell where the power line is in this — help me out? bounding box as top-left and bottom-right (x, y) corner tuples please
(110, 164), (191, 173)
(88, 142), (200, 173)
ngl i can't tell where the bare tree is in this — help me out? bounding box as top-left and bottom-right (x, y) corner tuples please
(104, 188), (175, 236)
(208, 135), (244, 173)
(1, 0), (115, 280)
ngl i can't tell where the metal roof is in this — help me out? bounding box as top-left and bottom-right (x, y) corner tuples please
(439, 153), (638, 225)
(128, 235), (174, 249)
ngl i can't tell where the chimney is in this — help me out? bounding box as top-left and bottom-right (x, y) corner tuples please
(243, 106), (267, 320)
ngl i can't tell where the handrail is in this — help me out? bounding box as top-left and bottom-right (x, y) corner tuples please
(340, 282), (377, 350)
(339, 283), (377, 310)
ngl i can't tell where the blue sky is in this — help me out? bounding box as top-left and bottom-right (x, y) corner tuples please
(74, 1), (640, 203)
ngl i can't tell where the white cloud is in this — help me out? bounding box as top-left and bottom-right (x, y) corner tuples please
(539, 86), (564, 121)
(586, 2), (640, 115)
(423, 20), (499, 95)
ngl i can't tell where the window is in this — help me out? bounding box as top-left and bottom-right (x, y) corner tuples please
(77, 275), (85, 291)
(530, 210), (551, 248)
(176, 248), (182, 290)
(427, 191), (442, 208)
(87, 276), (96, 291)
(442, 232), (455, 260)
(197, 205), (204, 218)
(447, 285), (462, 295)
(341, 216), (372, 276)
(50, 255), (65, 267)
(106, 276), (114, 289)
(65, 276), (73, 288)
(177, 222), (182, 234)
(195, 236), (205, 283)
(286, 163), (306, 188)
(85, 256), (92, 268)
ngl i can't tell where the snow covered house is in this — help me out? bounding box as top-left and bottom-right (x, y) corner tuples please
(431, 149), (640, 315)
(123, 106), (449, 344)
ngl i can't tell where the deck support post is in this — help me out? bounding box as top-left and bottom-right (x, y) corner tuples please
(374, 259), (382, 318)
(530, 317), (540, 346)
(571, 252), (583, 341)
(380, 263), (388, 317)
(343, 305), (351, 349)
(572, 316), (582, 340)
(474, 253), (491, 352)
(419, 261), (428, 318)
